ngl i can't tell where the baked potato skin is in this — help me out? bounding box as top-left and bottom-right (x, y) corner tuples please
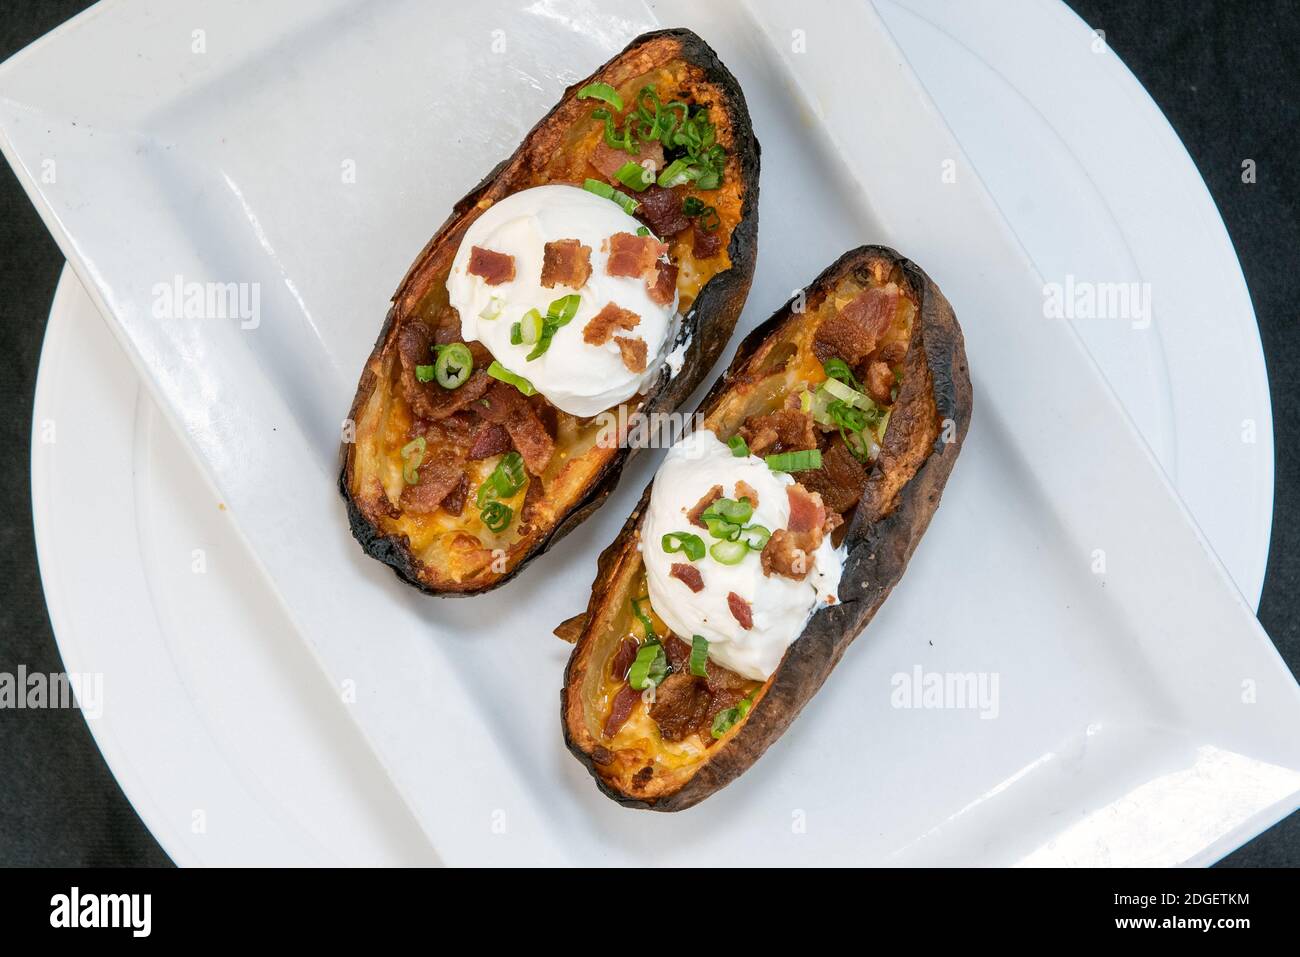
(340, 28), (760, 596)
(562, 246), (972, 810)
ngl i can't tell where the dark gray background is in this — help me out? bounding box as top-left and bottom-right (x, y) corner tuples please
(0, 0), (1295, 867)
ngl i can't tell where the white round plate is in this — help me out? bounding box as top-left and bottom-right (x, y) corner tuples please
(31, 0), (1271, 865)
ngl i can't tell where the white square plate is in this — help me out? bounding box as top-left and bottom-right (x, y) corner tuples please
(5, 0), (1299, 865)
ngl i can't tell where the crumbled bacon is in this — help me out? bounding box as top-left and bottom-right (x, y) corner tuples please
(687, 485), (723, 528)
(739, 409), (816, 456)
(647, 259), (677, 306)
(480, 382), (554, 474)
(467, 423), (512, 460)
(614, 336), (647, 373)
(397, 322), (494, 420)
(865, 360), (894, 404)
(649, 673), (712, 742)
(590, 139), (663, 182)
(540, 239), (592, 289)
(398, 450), (465, 515)
(786, 485), (827, 535)
(692, 222), (722, 259)
(727, 592), (754, 630)
(798, 435), (869, 515)
(813, 285), (898, 365)
(441, 473), (470, 516)
(605, 232), (666, 279)
(467, 246), (515, 285)
(603, 683), (642, 738)
(873, 340), (908, 366)
(610, 638), (639, 680)
(760, 530), (811, 580)
(635, 185), (690, 237)
(670, 563), (704, 593)
(583, 302), (640, 345)
(661, 634), (693, 671)
(734, 480), (760, 509)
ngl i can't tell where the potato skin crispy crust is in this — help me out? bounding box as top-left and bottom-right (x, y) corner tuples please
(562, 246), (973, 810)
(339, 29), (760, 596)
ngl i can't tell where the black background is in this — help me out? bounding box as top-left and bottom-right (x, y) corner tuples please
(0, 0), (1296, 867)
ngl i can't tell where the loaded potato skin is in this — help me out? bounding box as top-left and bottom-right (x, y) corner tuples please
(561, 246), (972, 810)
(341, 29), (760, 595)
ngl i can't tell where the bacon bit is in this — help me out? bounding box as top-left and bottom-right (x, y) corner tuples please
(727, 592), (754, 630)
(873, 340), (909, 366)
(649, 673), (711, 741)
(604, 683), (643, 738)
(661, 634), (693, 671)
(687, 485), (723, 528)
(813, 285), (899, 365)
(734, 480), (760, 510)
(692, 222), (723, 259)
(467, 246), (515, 285)
(760, 530), (812, 581)
(591, 139), (663, 181)
(610, 638), (639, 679)
(786, 485), (827, 534)
(614, 336), (647, 373)
(399, 450), (465, 515)
(865, 360), (894, 404)
(441, 473), (470, 516)
(739, 409), (816, 456)
(705, 660), (750, 694)
(467, 423), (512, 460)
(591, 745), (614, 765)
(636, 185), (690, 236)
(605, 232), (666, 279)
(583, 302), (640, 345)
(670, 563), (704, 593)
(798, 435), (869, 514)
(632, 766), (654, 788)
(540, 239), (592, 289)
(480, 382), (554, 474)
(647, 259), (677, 306)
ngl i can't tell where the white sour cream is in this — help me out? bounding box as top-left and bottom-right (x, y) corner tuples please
(447, 184), (677, 417)
(642, 429), (842, 681)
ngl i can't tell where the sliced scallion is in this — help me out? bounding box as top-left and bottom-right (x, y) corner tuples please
(662, 531), (706, 561)
(486, 360), (535, 396)
(630, 596), (657, 642)
(576, 82), (623, 111)
(479, 296), (504, 320)
(689, 635), (709, 677)
(415, 364), (436, 383)
(628, 639), (668, 690)
(710, 539), (749, 565)
(727, 434), (750, 457)
(765, 449), (823, 472)
(400, 436), (426, 485)
(433, 342), (473, 389)
(582, 177), (639, 215)
(518, 309), (544, 345)
(614, 160), (654, 192)
(480, 501), (512, 533)
(739, 524), (771, 550)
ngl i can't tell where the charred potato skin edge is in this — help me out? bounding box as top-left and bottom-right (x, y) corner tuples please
(562, 245), (973, 810)
(339, 28), (759, 597)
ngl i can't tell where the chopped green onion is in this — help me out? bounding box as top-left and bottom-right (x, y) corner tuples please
(708, 497), (753, 525)
(630, 596), (657, 642)
(480, 501), (512, 533)
(824, 357), (864, 392)
(702, 516), (741, 541)
(727, 434), (750, 457)
(662, 531), (706, 561)
(614, 160), (654, 192)
(486, 360), (535, 396)
(711, 694), (754, 738)
(582, 177), (639, 216)
(509, 322), (523, 345)
(658, 158), (692, 188)
(477, 451), (526, 507)
(525, 294), (581, 361)
(636, 226), (650, 237)
(739, 524), (771, 550)
(765, 449), (823, 472)
(822, 375), (875, 411)
(518, 309), (544, 345)
(689, 635), (709, 677)
(710, 539), (749, 565)
(400, 436), (426, 485)
(576, 82), (623, 111)
(415, 364), (436, 383)
(479, 296), (504, 320)
(433, 342), (473, 389)
(628, 639), (668, 690)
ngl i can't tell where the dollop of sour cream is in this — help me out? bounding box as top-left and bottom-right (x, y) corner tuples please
(642, 429), (842, 681)
(447, 184), (677, 417)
